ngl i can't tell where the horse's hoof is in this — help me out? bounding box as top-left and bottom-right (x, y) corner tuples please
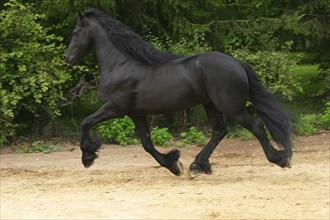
(82, 152), (98, 168)
(189, 161), (213, 177)
(270, 150), (292, 169)
(280, 156), (292, 169)
(169, 160), (184, 176)
(286, 157), (292, 168)
(189, 168), (203, 178)
(165, 149), (184, 176)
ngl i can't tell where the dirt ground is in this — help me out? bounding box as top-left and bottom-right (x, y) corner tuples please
(0, 132), (329, 220)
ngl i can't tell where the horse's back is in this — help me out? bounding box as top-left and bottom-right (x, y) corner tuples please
(182, 52), (248, 85)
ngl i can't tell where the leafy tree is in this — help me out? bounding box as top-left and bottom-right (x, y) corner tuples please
(17, 0), (329, 53)
(0, 0), (73, 145)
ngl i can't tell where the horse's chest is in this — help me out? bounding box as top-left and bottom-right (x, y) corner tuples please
(98, 78), (134, 104)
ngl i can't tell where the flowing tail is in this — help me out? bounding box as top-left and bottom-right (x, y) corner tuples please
(240, 61), (293, 161)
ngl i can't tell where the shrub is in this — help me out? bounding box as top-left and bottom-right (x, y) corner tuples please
(0, 0), (74, 145)
(180, 127), (206, 145)
(321, 101), (330, 130)
(146, 30), (211, 56)
(227, 127), (254, 140)
(22, 141), (58, 154)
(292, 114), (320, 136)
(313, 60), (330, 99)
(95, 116), (137, 145)
(151, 127), (172, 146)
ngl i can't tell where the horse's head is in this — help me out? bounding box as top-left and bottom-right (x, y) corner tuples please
(64, 11), (93, 65)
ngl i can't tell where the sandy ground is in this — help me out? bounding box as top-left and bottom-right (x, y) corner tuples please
(0, 133), (329, 220)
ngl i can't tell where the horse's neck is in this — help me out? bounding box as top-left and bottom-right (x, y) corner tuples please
(91, 25), (130, 72)
(94, 39), (127, 71)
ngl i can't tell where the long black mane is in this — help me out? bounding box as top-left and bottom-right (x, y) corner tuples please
(83, 9), (181, 65)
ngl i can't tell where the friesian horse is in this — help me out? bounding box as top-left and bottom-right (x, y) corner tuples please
(64, 9), (292, 176)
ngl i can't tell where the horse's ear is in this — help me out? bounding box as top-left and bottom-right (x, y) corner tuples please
(77, 10), (83, 19)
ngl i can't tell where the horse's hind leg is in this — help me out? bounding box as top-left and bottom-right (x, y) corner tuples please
(190, 103), (227, 176)
(130, 116), (184, 176)
(228, 110), (285, 166)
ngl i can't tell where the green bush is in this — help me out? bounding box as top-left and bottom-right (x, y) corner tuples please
(180, 127), (206, 145)
(292, 114), (320, 136)
(313, 60), (330, 98)
(321, 101), (330, 130)
(146, 30), (211, 56)
(95, 116), (137, 145)
(227, 127), (254, 140)
(22, 141), (58, 154)
(151, 127), (172, 146)
(0, 0), (74, 145)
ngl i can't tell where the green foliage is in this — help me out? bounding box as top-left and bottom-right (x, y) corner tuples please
(289, 52), (317, 64)
(1, 0), (328, 145)
(227, 127), (254, 140)
(228, 42), (302, 100)
(180, 127), (206, 145)
(0, 0), (73, 145)
(95, 116), (137, 145)
(22, 141), (58, 154)
(146, 30), (211, 56)
(313, 60), (330, 98)
(291, 64), (322, 100)
(151, 127), (172, 146)
(292, 114), (320, 136)
(321, 102), (330, 130)
(290, 102), (330, 135)
(27, 0), (330, 53)
(293, 64), (319, 78)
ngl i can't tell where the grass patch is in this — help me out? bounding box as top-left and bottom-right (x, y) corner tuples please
(292, 64), (318, 78)
(227, 126), (254, 140)
(292, 64), (322, 98)
(287, 64), (324, 115)
(22, 141), (58, 154)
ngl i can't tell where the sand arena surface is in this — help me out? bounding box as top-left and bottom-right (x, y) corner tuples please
(1, 133), (329, 219)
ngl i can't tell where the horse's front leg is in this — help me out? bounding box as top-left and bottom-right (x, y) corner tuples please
(130, 116), (184, 176)
(80, 103), (121, 168)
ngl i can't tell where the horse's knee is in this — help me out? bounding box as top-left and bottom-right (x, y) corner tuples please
(80, 118), (91, 130)
(213, 127), (227, 143)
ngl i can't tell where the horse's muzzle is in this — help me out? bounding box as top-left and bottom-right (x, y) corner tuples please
(63, 53), (70, 63)
(64, 53), (76, 65)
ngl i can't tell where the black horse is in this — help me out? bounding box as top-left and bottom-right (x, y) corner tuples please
(64, 9), (292, 176)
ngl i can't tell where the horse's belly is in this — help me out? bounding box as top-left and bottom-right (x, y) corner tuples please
(133, 83), (209, 115)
